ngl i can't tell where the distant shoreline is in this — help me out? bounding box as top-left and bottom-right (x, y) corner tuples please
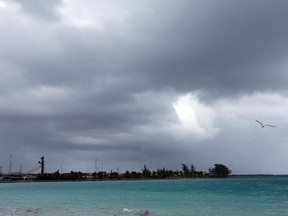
(1, 174), (287, 184)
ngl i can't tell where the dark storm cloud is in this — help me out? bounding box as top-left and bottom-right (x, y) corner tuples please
(122, 0), (288, 96)
(6, 0), (288, 95)
(3, 0), (288, 93)
(1, 0), (288, 174)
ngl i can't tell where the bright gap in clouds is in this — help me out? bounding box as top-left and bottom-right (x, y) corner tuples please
(58, 0), (129, 30)
(172, 93), (219, 141)
(0, 0), (6, 8)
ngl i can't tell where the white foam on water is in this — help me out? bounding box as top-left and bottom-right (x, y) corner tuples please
(123, 208), (133, 212)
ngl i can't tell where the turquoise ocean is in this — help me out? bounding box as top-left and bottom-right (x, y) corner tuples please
(1, 176), (288, 216)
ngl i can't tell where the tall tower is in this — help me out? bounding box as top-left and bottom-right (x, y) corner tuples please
(39, 157), (45, 175)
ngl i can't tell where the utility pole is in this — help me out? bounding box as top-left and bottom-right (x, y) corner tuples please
(95, 158), (98, 173)
(19, 165), (22, 178)
(8, 154), (12, 174)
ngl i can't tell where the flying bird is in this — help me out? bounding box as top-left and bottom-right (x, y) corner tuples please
(255, 120), (276, 128)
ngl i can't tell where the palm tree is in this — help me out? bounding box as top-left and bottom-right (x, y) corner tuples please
(141, 165), (151, 178)
(181, 163), (190, 177)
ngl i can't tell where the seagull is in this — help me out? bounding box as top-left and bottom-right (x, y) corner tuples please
(255, 120), (276, 128)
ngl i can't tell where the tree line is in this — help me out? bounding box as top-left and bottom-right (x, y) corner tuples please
(36, 163), (231, 181)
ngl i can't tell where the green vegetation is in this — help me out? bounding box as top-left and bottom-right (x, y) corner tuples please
(36, 171), (85, 181)
(209, 164), (232, 177)
(34, 163), (232, 181)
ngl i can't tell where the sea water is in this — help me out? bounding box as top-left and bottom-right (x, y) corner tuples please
(0, 176), (288, 216)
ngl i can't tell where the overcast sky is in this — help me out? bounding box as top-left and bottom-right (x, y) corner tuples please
(1, 0), (288, 175)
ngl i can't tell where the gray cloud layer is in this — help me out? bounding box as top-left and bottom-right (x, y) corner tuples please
(1, 0), (288, 174)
